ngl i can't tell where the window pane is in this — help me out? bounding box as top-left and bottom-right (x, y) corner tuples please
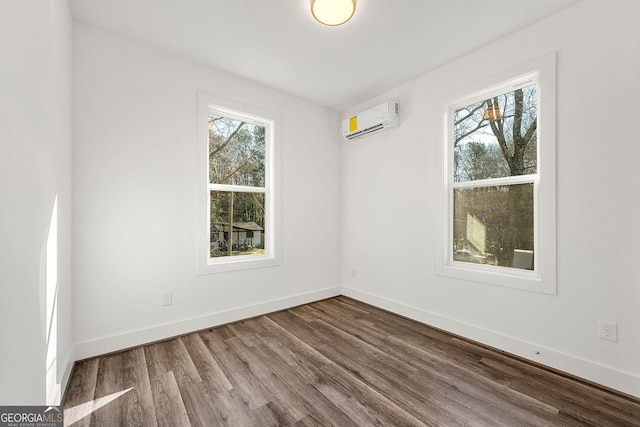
(454, 84), (537, 182)
(453, 183), (534, 270)
(210, 191), (265, 258)
(209, 115), (265, 187)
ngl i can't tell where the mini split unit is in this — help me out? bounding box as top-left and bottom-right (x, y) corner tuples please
(342, 100), (399, 141)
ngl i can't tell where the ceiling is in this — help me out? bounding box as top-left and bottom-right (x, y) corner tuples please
(69, 0), (581, 111)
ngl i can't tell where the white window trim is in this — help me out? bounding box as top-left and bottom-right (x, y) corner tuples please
(434, 52), (557, 294)
(197, 93), (281, 274)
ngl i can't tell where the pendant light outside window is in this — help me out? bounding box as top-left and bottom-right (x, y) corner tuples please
(311, 0), (356, 26)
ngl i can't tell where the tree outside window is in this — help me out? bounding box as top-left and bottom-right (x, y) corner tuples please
(208, 113), (268, 259)
(452, 84), (537, 270)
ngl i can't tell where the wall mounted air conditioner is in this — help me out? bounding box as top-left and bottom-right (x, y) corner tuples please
(342, 100), (399, 141)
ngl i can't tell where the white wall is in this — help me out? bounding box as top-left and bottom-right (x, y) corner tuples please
(341, 0), (640, 397)
(0, 0), (73, 404)
(4, 0), (636, 404)
(72, 23), (342, 358)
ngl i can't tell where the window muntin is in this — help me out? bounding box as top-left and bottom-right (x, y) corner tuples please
(451, 83), (538, 271)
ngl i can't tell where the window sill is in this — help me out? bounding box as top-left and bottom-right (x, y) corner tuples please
(436, 261), (555, 294)
(197, 254), (280, 275)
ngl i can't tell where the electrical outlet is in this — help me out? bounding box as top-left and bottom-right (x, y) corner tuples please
(598, 320), (618, 342)
(351, 268), (358, 279)
(161, 291), (172, 306)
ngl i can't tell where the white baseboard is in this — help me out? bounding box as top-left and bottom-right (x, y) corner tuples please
(70, 285), (639, 399)
(341, 286), (640, 399)
(58, 348), (75, 404)
(74, 286), (341, 361)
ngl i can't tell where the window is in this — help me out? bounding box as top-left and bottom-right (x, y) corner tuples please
(435, 53), (556, 293)
(198, 95), (279, 274)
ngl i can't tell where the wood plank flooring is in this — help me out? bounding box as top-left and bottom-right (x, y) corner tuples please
(63, 296), (640, 426)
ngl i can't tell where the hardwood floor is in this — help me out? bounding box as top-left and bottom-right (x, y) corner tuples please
(63, 296), (640, 426)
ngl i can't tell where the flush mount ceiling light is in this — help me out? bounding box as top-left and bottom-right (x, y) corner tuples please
(311, 0), (357, 26)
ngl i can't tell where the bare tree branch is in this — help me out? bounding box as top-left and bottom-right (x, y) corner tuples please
(219, 149), (259, 184)
(523, 117), (537, 145)
(487, 98), (512, 170)
(210, 120), (246, 157)
(455, 122), (490, 146)
(455, 103), (485, 126)
(513, 88), (523, 142)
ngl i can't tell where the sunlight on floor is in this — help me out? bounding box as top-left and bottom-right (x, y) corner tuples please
(64, 388), (133, 426)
